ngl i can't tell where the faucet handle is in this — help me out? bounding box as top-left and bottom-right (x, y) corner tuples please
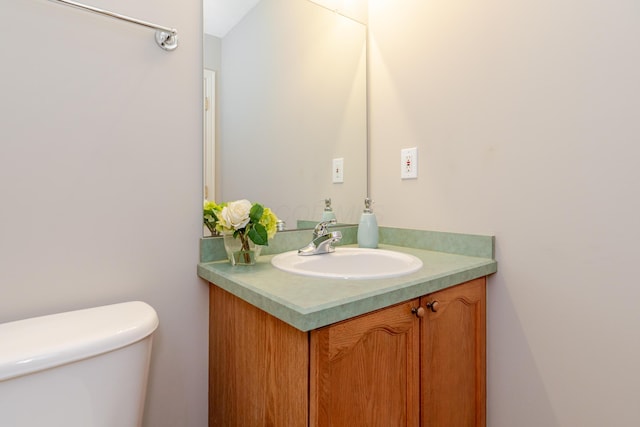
(313, 219), (337, 237)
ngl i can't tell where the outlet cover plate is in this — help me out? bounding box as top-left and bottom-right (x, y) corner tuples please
(401, 147), (418, 179)
(333, 157), (344, 183)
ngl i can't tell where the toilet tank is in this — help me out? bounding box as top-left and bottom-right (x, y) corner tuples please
(0, 301), (159, 427)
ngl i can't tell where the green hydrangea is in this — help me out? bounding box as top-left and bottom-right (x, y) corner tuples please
(260, 207), (279, 240)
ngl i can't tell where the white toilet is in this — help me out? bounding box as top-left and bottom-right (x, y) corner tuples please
(0, 301), (159, 427)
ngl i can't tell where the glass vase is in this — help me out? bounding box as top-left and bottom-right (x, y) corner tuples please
(223, 235), (262, 266)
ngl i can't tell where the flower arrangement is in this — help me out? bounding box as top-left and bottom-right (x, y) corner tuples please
(203, 199), (279, 263)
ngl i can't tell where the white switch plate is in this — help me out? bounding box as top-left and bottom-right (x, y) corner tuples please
(332, 157), (344, 183)
(401, 147), (418, 179)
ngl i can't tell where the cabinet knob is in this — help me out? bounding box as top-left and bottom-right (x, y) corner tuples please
(412, 306), (426, 318)
(426, 300), (440, 312)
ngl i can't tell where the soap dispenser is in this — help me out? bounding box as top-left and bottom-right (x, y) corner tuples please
(321, 198), (337, 222)
(357, 198), (378, 248)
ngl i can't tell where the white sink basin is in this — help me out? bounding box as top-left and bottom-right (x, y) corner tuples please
(270, 248), (423, 279)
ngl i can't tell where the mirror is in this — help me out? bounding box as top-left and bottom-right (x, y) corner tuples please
(203, 0), (368, 234)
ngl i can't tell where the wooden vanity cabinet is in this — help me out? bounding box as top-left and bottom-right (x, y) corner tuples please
(209, 277), (486, 427)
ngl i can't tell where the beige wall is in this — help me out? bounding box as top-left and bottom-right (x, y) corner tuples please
(369, 0), (640, 425)
(5, 0), (639, 425)
(0, 1), (206, 426)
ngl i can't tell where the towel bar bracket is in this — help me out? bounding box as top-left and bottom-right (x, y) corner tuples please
(155, 31), (178, 51)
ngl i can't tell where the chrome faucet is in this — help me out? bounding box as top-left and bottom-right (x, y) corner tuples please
(298, 219), (343, 256)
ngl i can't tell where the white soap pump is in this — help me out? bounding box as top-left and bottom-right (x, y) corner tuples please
(357, 198), (378, 248)
(321, 198), (337, 222)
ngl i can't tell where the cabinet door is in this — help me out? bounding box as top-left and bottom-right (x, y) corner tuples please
(421, 278), (486, 427)
(310, 300), (421, 427)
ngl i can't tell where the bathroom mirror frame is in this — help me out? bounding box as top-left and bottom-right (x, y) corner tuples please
(202, 0), (369, 236)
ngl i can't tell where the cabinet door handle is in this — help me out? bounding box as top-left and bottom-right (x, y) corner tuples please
(411, 306), (426, 318)
(426, 300), (440, 312)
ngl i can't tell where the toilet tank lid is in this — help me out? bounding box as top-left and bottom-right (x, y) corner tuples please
(0, 301), (159, 381)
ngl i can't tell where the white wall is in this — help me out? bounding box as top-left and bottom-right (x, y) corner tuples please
(0, 1), (206, 426)
(369, 0), (640, 425)
(204, 33), (222, 70)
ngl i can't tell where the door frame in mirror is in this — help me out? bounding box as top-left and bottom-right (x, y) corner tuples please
(203, 69), (216, 201)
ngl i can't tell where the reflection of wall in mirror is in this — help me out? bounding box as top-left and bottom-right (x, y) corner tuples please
(206, 0), (368, 230)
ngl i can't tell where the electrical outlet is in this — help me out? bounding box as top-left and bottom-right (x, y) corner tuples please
(332, 158), (344, 183)
(401, 147), (418, 179)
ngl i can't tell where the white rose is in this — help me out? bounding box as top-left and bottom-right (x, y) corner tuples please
(221, 199), (252, 230)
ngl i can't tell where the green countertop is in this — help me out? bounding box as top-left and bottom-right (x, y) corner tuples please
(198, 229), (497, 331)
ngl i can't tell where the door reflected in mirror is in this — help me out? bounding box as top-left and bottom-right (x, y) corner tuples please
(203, 0), (368, 235)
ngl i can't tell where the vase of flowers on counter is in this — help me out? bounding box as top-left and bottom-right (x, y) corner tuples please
(204, 199), (278, 265)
